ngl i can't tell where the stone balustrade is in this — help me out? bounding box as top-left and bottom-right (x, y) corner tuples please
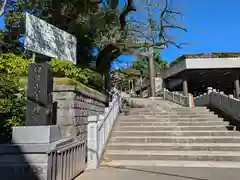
(194, 87), (240, 121)
(87, 93), (121, 170)
(163, 88), (194, 107)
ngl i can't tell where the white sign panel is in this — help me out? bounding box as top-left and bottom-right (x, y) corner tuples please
(24, 13), (77, 64)
(155, 77), (163, 92)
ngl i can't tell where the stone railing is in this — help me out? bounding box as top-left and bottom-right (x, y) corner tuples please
(142, 89), (149, 98)
(194, 87), (240, 120)
(163, 88), (194, 107)
(87, 93), (121, 170)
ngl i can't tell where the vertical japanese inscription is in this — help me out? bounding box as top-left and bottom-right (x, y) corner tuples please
(26, 62), (53, 126)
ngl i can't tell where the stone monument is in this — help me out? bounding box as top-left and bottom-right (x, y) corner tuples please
(26, 62), (54, 126)
(13, 12), (77, 143)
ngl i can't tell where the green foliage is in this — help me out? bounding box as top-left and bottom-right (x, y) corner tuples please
(49, 58), (88, 84)
(132, 56), (148, 75)
(0, 73), (25, 142)
(0, 53), (103, 90)
(132, 49), (168, 75)
(169, 59), (180, 67)
(0, 53), (30, 75)
(81, 68), (104, 91)
(0, 53), (104, 142)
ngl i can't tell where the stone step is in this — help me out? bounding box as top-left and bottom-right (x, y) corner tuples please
(118, 121), (230, 127)
(104, 150), (240, 162)
(129, 108), (210, 112)
(107, 142), (240, 151)
(110, 136), (240, 143)
(129, 112), (213, 115)
(168, 109), (211, 113)
(172, 107), (208, 110)
(119, 114), (218, 118)
(101, 160), (240, 168)
(115, 125), (234, 131)
(112, 131), (240, 137)
(118, 119), (224, 124)
(118, 116), (222, 121)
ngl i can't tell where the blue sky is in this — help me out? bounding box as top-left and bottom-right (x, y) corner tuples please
(113, 0), (240, 68)
(2, 1), (240, 68)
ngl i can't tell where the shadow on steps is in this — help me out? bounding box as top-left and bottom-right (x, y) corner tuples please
(207, 106), (240, 131)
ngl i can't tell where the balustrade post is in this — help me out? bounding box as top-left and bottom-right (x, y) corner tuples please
(207, 87), (213, 94)
(163, 88), (166, 100)
(87, 115), (99, 170)
(188, 93), (194, 108)
(182, 80), (188, 95)
(234, 79), (240, 99)
(229, 94), (234, 98)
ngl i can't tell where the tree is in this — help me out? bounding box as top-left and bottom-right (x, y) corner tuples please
(120, 0), (188, 53)
(0, 1), (24, 54)
(0, 0), (7, 16)
(0, 0), (137, 68)
(132, 49), (167, 75)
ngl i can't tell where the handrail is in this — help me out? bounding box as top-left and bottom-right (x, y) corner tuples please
(163, 88), (192, 107)
(97, 93), (120, 159)
(87, 93), (122, 170)
(97, 93), (119, 130)
(194, 87), (240, 120)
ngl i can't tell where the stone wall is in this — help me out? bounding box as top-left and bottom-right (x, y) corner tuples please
(53, 83), (107, 139)
(0, 78), (107, 180)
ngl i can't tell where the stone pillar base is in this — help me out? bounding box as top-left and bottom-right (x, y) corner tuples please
(12, 125), (61, 144)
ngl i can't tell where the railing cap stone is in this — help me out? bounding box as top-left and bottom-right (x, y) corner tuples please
(88, 115), (98, 122)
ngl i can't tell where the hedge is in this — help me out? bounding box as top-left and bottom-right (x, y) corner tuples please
(0, 53), (104, 142)
(0, 53), (104, 91)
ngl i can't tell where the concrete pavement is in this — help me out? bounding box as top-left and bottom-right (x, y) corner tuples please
(76, 166), (240, 180)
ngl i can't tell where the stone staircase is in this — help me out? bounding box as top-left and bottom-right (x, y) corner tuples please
(101, 99), (240, 168)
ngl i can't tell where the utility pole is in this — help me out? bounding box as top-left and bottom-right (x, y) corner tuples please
(140, 70), (143, 97)
(148, 46), (155, 97)
(146, 0), (156, 97)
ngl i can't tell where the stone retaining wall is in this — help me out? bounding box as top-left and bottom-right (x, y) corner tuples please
(53, 84), (107, 139)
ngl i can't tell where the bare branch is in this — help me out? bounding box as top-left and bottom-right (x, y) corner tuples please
(0, 0), (7, 17)
(163, 25), (187, 32)
(119, 0), (137, 30)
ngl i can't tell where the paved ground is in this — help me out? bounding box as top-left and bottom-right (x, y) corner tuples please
(76, 166), (240, 180)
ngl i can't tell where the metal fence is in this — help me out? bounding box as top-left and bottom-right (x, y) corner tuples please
(163, 88), (190, 107)
(47, 140), (86, 180)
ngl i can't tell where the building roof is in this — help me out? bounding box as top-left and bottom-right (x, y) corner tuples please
(175, 52), (240, 62)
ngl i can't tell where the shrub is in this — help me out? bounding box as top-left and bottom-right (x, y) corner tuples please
(0, 73), (25, 143)
(49, 58), (89, 84)
(0, 53), (104, 142)
(0, 53), (30, 75)
(0, 53), (103, 90)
